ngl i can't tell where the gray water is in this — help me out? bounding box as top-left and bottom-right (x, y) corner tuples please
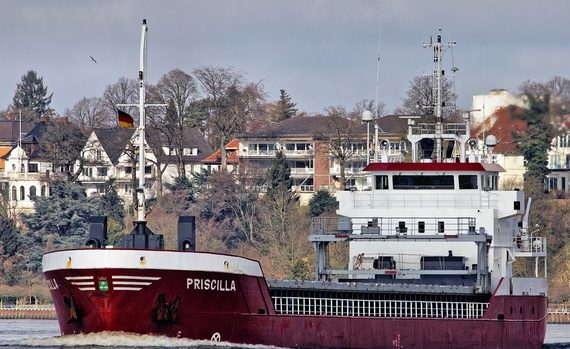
(0, 319), (568, 348)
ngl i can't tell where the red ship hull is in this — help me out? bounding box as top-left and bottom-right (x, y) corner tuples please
(43, 249), (547, 349)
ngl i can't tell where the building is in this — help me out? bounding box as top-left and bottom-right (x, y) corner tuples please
(203, 115), (407, 204)
(75, 127), (212, 206)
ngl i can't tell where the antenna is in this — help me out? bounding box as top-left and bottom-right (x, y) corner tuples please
(422, 28), (455, 162)
(373, 15), (382, 162)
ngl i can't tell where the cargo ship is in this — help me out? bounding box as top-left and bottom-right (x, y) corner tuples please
(43, 21), (548, 348)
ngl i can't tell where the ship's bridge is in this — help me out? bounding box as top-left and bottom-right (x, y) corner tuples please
(339, 162), (523, 217)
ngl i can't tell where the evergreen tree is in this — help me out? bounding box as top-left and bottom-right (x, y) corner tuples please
(309, 189), (338, 217)
(276, 89), (298, 121)
(12, 70), (53, 118)
(21, 181), (106, 272)
(518, 94), (552, 181)
(267, 150), (292, 198)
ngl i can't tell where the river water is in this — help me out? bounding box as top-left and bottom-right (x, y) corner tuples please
(0, 319), (568, 348)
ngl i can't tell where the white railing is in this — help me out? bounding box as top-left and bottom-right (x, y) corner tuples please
(340, 191), (499, 209)
(273, 296), (488, 319)
(290, 168), (313, 174)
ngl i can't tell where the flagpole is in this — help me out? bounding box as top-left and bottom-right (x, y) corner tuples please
(137, 19), (148, 224)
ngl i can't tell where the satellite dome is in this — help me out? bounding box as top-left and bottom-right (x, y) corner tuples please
(361, 110), (373, 122)
(485, 135), (498, 148)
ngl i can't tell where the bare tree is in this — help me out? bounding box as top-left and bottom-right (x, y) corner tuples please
(102, 77), (139, 125)
(315, 109), (361, 190)
(65, 97), (111, 134)
(193, 66), (265, 171)
(395, 75), (454, 121)
(151, 69), (200, 178)
(41, 121), (87, 181)
(351, 99), (386, 121)
(519, 76), (570, 117)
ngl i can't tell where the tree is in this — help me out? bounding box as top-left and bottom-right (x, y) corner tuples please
(275, 89), (297, 121)
(267, 150), (292, 198)
(41, 121), (86, 181)
(102, 77), (138, 125)
(309, 189), (338, 217)
(0, 215), (23, 285)
(12, 70), (53, 120)
(395, 75), (454, 121)
(351, 99), (386, 123)
(65, 97), (111, 134)
(197, 169), (262, 247)
(256, 188), (311, 279)
(152, 69), (200, 177)
(519, 76), (570, 125)
(193, 66), (265, 171)
(516, 94), (552, 181)
(21, 181), (106, 272)
(315, 109), (361, 190)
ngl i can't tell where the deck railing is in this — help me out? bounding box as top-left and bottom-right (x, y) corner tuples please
(272, 296), (488, 319)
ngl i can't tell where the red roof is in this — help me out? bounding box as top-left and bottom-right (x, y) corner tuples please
(202, 138), (240, 164)
(363, 162), (504, 172)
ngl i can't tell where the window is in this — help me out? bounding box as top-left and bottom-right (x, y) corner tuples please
(393, 175), (454, 189)
(145, 165), (152, 174)
(11, 186), (16, 201)
(375, 175), (389, 190)
(125, 166), (132, 174)
(96, 149), (102, 160)
(459, 175), (478, 189)
(20, 186), (25, 200)
(41, 185), (46, 197)
(28, 163), (39, 173)
(549, 177), (558, 190)
(20, 164), (25, 173)
(97, 167), (108, 177)
(29, 186), (37, 198)
(83, 167), (93, 177)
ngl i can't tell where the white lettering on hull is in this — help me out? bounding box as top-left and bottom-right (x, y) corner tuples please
(186, 278), (236, 292)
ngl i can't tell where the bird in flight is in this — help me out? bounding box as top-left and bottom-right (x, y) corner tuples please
(90, 56), (97, 63)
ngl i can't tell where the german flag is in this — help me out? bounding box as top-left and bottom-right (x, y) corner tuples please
(117, 109), (134, 128)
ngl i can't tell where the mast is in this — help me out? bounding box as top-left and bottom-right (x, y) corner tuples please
(423, 29), (455, 162)
(136, 19), (148, 223)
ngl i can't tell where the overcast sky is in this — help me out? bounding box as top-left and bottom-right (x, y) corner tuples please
(1, 0), (569, 116)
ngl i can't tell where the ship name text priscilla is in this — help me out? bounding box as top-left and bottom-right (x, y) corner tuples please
(186, 278), (236, 292)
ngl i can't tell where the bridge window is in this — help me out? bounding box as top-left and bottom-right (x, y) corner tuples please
(375, 175), (389, 190)
(459, 175), (478, 189)
(393, 175), (454, 190)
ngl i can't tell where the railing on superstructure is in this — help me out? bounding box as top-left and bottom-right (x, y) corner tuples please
(311, 216), (478, 236)
(272, 295), (488, 319)
(309, 216), (492, 293)
(409, 123), (468, 136)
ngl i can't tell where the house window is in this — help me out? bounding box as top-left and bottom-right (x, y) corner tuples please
(96, 149), (102, 160)
(28, 163), (39, 173)
(125, 166), (132, 174)
(41, 185), (46, 197)
(97, 167), (108, 177)
(11, 186), (16, 201)
(83, 167), (93, 177)
(145, 165), (152, 174)
(183, 148), (192, 156)
(549, 177), (558, 190)
(29, 186), (37, 198)
(20, 164), (25, 173)
(20, 186), (25, 200)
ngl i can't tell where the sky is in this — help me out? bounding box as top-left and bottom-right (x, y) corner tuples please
(1, 0), (570, 117)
